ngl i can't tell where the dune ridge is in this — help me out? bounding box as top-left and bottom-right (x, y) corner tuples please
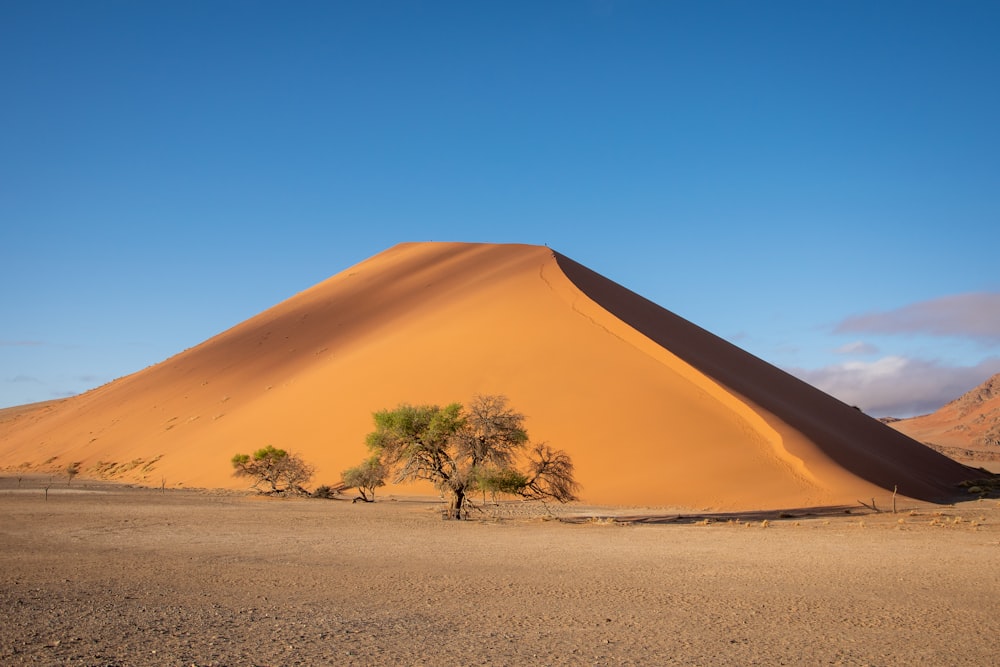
(0, 242), (975, 509)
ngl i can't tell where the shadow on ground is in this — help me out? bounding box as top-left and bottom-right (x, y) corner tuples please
(561, 505), (869, 525)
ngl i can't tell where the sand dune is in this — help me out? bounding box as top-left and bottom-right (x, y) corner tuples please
(0, 242), (976, 509)
(890, 374), (1000, 470)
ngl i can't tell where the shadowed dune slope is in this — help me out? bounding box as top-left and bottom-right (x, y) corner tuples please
(0, 242), (975, 509)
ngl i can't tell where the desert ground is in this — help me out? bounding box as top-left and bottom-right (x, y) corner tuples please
(2, 476), (998, 666)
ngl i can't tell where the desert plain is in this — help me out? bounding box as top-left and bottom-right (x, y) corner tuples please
(2, 476), (998, 667)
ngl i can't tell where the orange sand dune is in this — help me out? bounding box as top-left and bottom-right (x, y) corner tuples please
(0, 243), (975, 509)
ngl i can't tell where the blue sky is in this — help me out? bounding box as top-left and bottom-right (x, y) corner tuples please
(2, 0), (998, 416)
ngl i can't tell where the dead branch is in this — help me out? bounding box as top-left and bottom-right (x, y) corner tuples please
(856, 497), (881, 513)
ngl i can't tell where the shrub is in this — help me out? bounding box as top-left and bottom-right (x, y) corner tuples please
(231, 445), (314, 495)
(341, 456), (387, 502)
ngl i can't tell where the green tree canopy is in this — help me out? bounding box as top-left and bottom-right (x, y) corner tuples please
(341, 455), (387, 502)
(361, 395), (579, 519)
(231, 445), (314, 495)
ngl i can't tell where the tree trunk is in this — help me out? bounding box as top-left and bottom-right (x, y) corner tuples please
(448, 489), (466, 520)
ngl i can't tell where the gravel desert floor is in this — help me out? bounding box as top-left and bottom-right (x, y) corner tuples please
(2, 476), (998, 666)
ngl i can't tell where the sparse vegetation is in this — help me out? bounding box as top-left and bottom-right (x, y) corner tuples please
(231, 445), (314, 495)
(311, 484), (346, 499)
(361, 394), (579, 519)
(65, 462), (80, 485)
(857, 497), (882, 513)
(958, 476), (1000, 498)
(341, 456), (387, 502)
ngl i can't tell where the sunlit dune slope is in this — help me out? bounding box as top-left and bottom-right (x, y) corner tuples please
(0, 242), (975, 509)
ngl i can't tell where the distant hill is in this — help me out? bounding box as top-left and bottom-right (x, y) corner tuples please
(889, 374), (1000, 471)
(0, 242), (977, 509)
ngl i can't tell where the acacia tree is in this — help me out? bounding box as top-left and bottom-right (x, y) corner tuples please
(457, 393), (529, 469)
(65, 461), (81, 486)
(363, 394), (579, 519)
(523, 443), (579, 502)
(365, 402), (466, 516)
(341, 456), (387, 502)
(231, 445), (314, 495)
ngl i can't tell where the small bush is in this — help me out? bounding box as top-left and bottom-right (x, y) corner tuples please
(66, 462), (81, 485)
(312, 485), (341, 499)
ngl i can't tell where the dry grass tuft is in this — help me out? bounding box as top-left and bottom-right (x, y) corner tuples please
(588, 517), (617, 526)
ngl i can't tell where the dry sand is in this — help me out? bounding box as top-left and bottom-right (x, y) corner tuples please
(3, 476), (998, 666)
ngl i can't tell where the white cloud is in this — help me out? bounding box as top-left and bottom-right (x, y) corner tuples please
(833, 340), (879, 355)
(835, 292), (1000, 343)
(789, 356), (1000, 418)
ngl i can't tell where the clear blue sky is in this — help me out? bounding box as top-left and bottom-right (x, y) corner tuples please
(2, 0), (998, 416)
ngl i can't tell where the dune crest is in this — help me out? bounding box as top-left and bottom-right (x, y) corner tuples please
(0, 242), (974, 509)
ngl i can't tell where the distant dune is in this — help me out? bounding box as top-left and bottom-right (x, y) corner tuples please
(889, 374), (1000, 471)
(0, 242), (977, 509)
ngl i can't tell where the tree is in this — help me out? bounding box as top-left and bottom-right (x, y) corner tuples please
(473, 466), (529, 504)
(341, 456), (387, 502)
(366, 402), (466, 516)
(66, 461), (81, 486)
(365, 394), (579, 519)
(231, 445), (314, 495)
(522, 443), (580, 502)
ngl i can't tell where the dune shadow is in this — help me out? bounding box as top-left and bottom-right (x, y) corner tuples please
(562, 505), (863, 525)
